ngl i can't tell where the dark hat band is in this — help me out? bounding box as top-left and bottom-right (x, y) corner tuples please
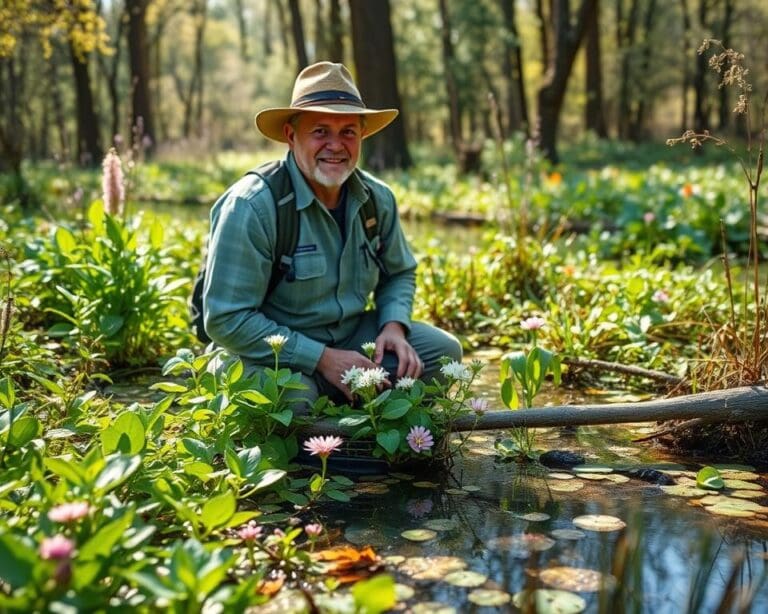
(292, 90), (364, 108)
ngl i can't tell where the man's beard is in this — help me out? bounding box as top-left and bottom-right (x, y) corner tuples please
(312, 163), (353, 188)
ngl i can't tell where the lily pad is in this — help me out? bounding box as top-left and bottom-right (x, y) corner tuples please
(384, 555), (406, 565)
(718, 470), (761, 481)
(389, 472), (415, 481)
(548, 472), (576, 480)
(413, 481), (439, 489)
(713, 463), (756, 472)
(660, 484), (711, 497)
(551, 529), (586, 540)
(487, 533), (556, 554)
(462, 485), (481, 492)
(444, 488), (468, 496)
(401, 529), (437, 542)
(730, 490), (765, 499)
(398, 556), (466, 580)
(572, 465), (614, 474)
(467, 589), (511, 606)
(423, 518), (458, 532)
(539, 567), (616, 592)
(723, 479), (763, 491)
(410, 602), (456, 614)
(578, 473), (610, 481)
(443, 570), (488, 587)
(700, 497), (768, 513)
(572, 514), (626, 532)
(549, 480), (586, 493)
(394, 583), (415, 600)
(513, 589), (587, 613)
(345, 527), (387, 547)
(602, 474), (630, 484)
(354, 482), (390, 495)
(707, 505), (756, 518)
(520, 512), (551, 522)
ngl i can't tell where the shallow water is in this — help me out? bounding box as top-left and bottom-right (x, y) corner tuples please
(315, 421), (768, 613)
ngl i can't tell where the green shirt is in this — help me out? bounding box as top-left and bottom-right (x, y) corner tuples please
(203, 152), (417, 374)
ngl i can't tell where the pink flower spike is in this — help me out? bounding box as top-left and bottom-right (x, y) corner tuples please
(304, 523), (323, 537)
(40, 535), (75, 560)
(48, 502), (91, 524)
(237, 521), (263, 542)
(406, 426), (434, 453)
(520, 316), (546, 331)
(303, 436), (343, 458)
(469, 397), (489, 414)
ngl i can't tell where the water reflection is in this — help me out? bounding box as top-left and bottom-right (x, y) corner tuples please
(321, 427), (768, 612)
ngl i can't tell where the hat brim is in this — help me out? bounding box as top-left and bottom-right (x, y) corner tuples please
(255, 105), (399, 143)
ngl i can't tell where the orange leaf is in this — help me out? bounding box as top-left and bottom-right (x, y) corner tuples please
(257, 574), (285, 597)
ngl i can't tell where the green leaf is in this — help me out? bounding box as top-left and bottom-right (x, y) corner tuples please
(94, 454), (141, 494)
(0, 377), (15, 409)
(278, 489), (309, 507)
(381, 399), (412, 420)
(26, 373), (65, 396)
(0, 534), (38, 588)
(99, 314), (124, 337)
(45, 456), (87, 487)
(149, 381), (188, 393)
(237, 446), (262, 478)
(325, 489), (351, 502)
(330, 475), (354, 486)
(226, 359), (243, 384)
(697, 466), (724, 490)
(310, 474), (325, 494)
(122, 570), (181, 600)
(76, 510), (135, 589)
(224, 446), (242, 478)
(239, 390), (271, 405)
(351, 573), (396, 614)
(201, 491), (236, 531)
(149, 217), (164, 249)
(247, 469), (286, 490)
(55, 226), (77, 255)
(8, 416), (40, 448)
(268, 409), (293, 427)
(376, 429), (401, 455)
(339, 415), (370, 427)
(500, 379), (519, 409)
(101, 411), (146, 455)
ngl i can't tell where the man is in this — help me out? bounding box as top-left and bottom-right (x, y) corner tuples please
(203, 62), (461, 406)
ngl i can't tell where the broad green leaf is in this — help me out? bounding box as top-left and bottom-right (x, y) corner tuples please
(209, 392), (229, 414)
(87, 200), (105, 229)
(201, 491), (236, 531)
(122, 570), (182, 600)
(149, 381), (187, 393)
(225, 446), (243, 478)
(0, 534), (38, 588)
(45, 456), (87, 486)
(278, 489), (309, 507)
(94, 454), (141, 494)
(99, 314), (124, 337)
(310, 474), (325, 494)
(501, 379), (519, 409)
(268, 409), (293, 427)
(339, 415), (370, 427)
(239, 389), (270, 405)
(376, 429), (400, 455)
(325, 489), (351, 502)
(54, 226), (77, 255)
(181, 437), (213, 463)
(8, 416), (40, 447)
(226, 359), (243, 384)
(352, 574), (396, 614)
(149, 218), (164, 249)
(237, 446), (262, 477)
(697, 466), (724, 490)
(26, 373), (65, 396)
(247, 469), (286, 490)
(381, 399), (412, 420)
(184, 461), (215, 480)
(0, 378), (15, 409)
(101, 411), (146, 455)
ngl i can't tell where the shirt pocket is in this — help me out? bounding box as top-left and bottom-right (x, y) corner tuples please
(355, 238), (381, 301)
(292, 251), (327, 280)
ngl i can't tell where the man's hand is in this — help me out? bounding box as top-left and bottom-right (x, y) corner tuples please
(375, 321), (423, 380)
(316, 347), (381, 401)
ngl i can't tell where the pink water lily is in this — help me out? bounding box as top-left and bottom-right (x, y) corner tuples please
(48, 502), (90, 524)
(40, 535), (75, 561)
(237, 521), (263, 542)
(520, 316), (546, 331)
(304, 523), (323, 537)
(406, 426), (434, 453)
(303, 436), (343, 458)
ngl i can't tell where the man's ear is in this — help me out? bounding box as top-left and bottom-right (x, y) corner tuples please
(283, 122), (295, 147)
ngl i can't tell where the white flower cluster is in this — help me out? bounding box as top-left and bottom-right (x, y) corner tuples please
(341, 366), (389, 391)
(361, 342), (377, 356)
(440, 360), (472, 382)
(395, 376), (417, 390)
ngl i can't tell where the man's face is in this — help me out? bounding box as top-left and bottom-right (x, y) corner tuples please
(284, 112), (362, 194)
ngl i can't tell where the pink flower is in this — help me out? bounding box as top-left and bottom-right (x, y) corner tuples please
(469, 397), (489, 415)
(643, 212), (655, 224)
(304, 523), (323, 537)
(406, 426), (434, 453)
(652, 289), (670, 303)
(303, 436), (343, 458)
(237, 521), (263, 542)
(40, 535), (75, 560)
(48, 502), (90, 524)
(101, 148), (125, 216)
(520, 316), (546, 331)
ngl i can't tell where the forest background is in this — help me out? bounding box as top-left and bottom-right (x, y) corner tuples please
(2, 0), (767, 190)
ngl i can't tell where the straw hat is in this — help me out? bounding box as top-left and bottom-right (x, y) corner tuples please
(255, 62), (399, 143)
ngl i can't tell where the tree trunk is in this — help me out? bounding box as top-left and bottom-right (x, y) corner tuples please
(0, 57), (29, 207)
(97, 1), (125, 145)
(47, 57), (70, 159)
(628, 0), (657, 140)
(69, 44), (103, 166)
(348, 0), (411, 170)
(288, 0), (309, 70)
(536, 0), (598, 163)
(234, 0), (248, 61)
(303, 386), (768, 435)
(437, 0), (462, 153)
(535, 0), (550, 70)
(314, 0), (325, 61)
(679, 0), (692, 132)
(275, 0), (291, 66)
(181, 0), (208, 139)
(585, 0), (608, 137)
(328, 0), (344, 62)
(499, 0), (529, 136)
(692, 0), (710, 133)
(263, 0), (273, 57)
(717, 0), (735, 130)
(126, 0), (155, 153)
(616, 0), (640, 140)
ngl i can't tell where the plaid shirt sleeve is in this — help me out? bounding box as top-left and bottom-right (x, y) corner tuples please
(202, 178), (326, 373)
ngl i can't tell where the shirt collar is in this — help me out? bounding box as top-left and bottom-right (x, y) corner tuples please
(284, 151), (369, 211)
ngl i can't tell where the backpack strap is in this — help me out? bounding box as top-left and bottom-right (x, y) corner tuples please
(244, 161), (299, 293)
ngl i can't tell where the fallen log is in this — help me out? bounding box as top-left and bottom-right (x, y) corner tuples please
(301, 385), (768, 436)
(563, 356), (683, 386)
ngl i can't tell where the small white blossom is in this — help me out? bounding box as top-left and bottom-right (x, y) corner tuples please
(341, 366), (364, 387)
(396, 376), (417, 390)
(469, 397), (489, 414)
(264, 334), (288, 351)
(354, 367), (389, 391)
(440, 360), (472, 382)
(361, 342), (376, 357)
